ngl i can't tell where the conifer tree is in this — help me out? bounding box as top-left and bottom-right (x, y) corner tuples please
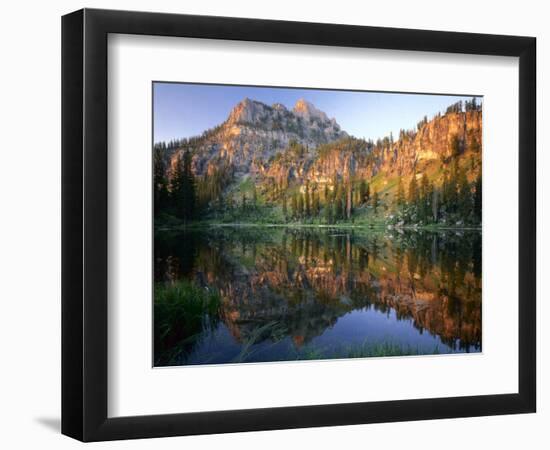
(153, 147), (169, 216)
(408, 175), (418, 205)
(297, 193), (304, 218)
(291, 192), (298, 219)
(312, 189), (320, 217)
(372, 190), (379, 212)
(474, 175), (482, 224)
(304, 182), (311, 217)
(396, 176), (405, 207)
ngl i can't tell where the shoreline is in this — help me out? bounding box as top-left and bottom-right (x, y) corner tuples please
(156, 222), (482, 232)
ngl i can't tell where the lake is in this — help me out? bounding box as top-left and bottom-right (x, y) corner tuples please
(154, 226), (481, 366)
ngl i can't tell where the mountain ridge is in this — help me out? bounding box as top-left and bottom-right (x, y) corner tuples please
(154, 97), (482, 226)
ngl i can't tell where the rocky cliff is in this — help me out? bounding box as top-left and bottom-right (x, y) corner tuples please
(160, 98), (482, 211)
(172, 98), (347, 178)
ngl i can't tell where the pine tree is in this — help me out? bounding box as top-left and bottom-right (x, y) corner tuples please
(304, 182), (311, 217)
(291, 192), (298, 219)
(170, 150), (196, 223)
(153, 147), (169, 216)
(474, 175), (482, 224)
(345, 181), (352, 220)
(432, 187), (439, 223)
(297, 193), (304, 218)
(312, 189), (320, 217)
(252, 185), (257, 208)
(324, 200), (332, 224)
(396, 176), (405, 207)
(458, 169), (471, 220)
(372, 190), (379, 212)
(408, 175), (418, 205)
(420, 173), (430, 221)
(359, 180), (367, 204)
(335, 196), (343, 221)
(182, 150), (196, 220)
(282, 192), (288, 219)
(324, 184), (330, 204)
(451, 134), (461, 157)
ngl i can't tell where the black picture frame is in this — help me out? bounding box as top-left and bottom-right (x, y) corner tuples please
(62, 8), (536, 442)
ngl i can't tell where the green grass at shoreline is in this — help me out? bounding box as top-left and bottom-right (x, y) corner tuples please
(156, 220), (482, 233)
(299, 341), (442, 361)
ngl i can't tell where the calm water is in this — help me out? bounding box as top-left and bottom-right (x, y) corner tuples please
(154, 226), (481, 366)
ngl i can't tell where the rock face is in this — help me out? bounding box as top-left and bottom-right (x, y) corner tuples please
(163, 98), (482, 201)
(261, 109), (482, 193)
(176, 98), (347, 177)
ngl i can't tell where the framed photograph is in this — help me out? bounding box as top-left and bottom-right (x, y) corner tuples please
(62, 8), (536, 441)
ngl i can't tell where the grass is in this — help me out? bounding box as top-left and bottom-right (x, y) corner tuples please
(299, 341), (441, 361)
(154, 280), (221, 364)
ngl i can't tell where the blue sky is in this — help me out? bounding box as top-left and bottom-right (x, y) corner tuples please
(153, 82), (481, 144)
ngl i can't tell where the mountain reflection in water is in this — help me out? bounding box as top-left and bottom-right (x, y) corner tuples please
(154, 226), (481, 366)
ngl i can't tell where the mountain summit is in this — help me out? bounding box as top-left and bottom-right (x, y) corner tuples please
(187, 98), (347, 176)
(292, 98), (330, 123)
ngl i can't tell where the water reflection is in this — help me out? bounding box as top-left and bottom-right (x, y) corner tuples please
(154, 226), (481, 366)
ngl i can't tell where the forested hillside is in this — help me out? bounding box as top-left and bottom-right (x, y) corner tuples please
(154, 98), (482, 228)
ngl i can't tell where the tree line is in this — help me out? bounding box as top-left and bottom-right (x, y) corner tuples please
(154, 148), (196, 223)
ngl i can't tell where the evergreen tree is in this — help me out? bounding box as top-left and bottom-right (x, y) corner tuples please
(372, 190), (379, 212)
(291, 192), (298, 219)
(345, 181), (353, 219)
(324, 184), (330, 204)
(252, 185), (257, 207)
(458, 169), (471, 220)
(182, 150), (196, 220)
(170, 150), (196, 223)
(359, 181), (366, 204)
(451, 134), (461, 157)
(335, 196), (344, 221)
(297, 193), (304, 218)
(474, 175), (482, 224)
(153, 147), (169, 216)
(304, 182), (311, 217)
(396, 176), (405, 207)
(282, 192), (288, 219)
(420, 173), (430, 221)
(312, 189), (320, 217)
(408, 175), (418, 205)
(432, 187), (439, 223)
(324, 200), (333, 224)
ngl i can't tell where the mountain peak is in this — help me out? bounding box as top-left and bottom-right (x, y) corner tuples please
(227, 97), (265, 125)
(293, 98), (329, 122)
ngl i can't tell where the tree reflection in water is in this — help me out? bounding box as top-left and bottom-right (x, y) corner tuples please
(154, 227), (481, 366)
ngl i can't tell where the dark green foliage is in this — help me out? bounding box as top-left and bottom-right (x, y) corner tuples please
(408, 175), (418, 205)
(153, 147), (169, 216)
(396, 176), (405, 207)
(450, 134), (461, 157)
(312, 189), (320, 217)
(464, 97), (482, 112)
(371, 190), (379, 212)
(446, 101), (463, 114)
(170, 150), (196, 222)
(304, 182), (311, 217)
(474, 175), (482, 223)
(335, 196), (344, 220)
(154, 280), (221, 364)
(291, 192), (298, 219)
(297, 193), (304, 218)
